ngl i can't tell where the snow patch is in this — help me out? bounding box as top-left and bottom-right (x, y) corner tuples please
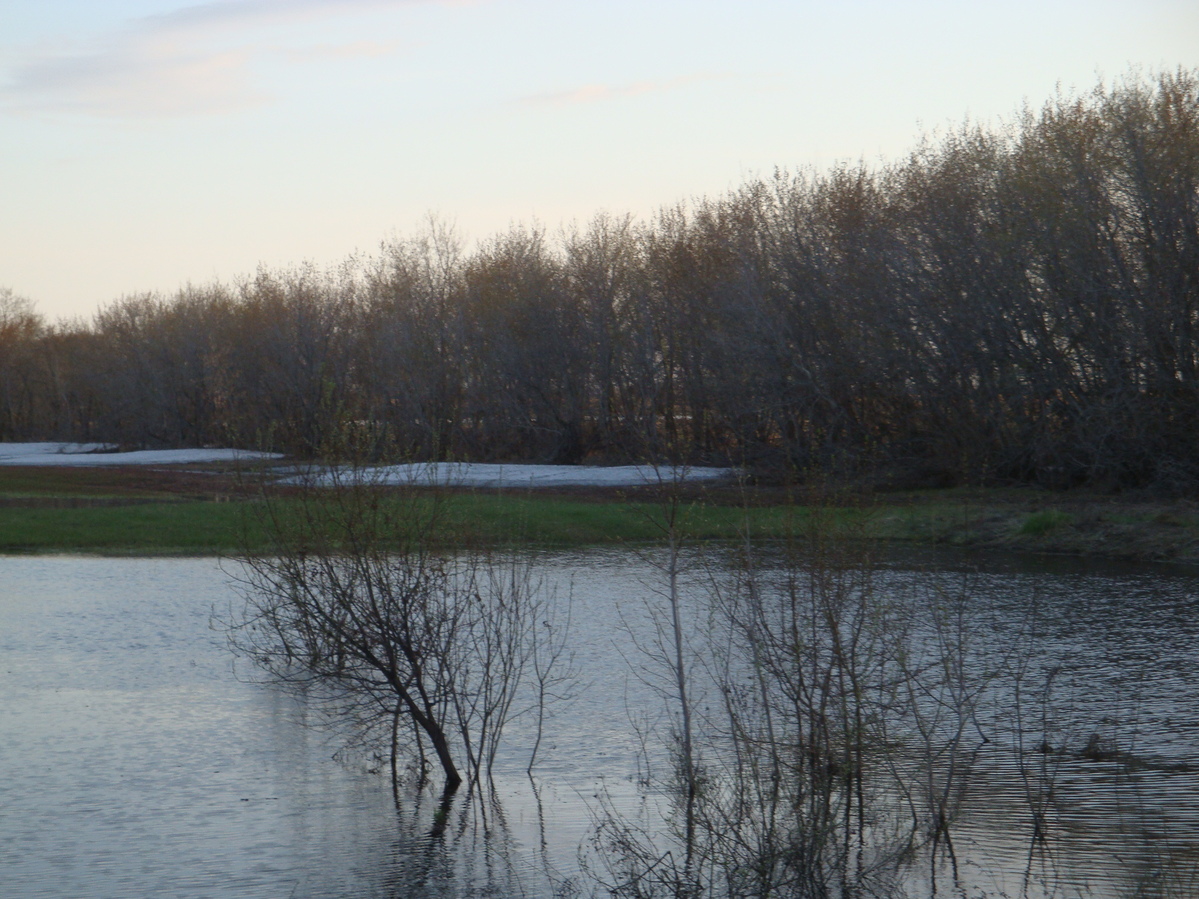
(0, 442), (283, 467)
(0, 444), (734, 486)
(292, 462), (735, 489)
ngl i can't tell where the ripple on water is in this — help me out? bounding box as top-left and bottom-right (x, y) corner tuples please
(2, 550), (1198, 898)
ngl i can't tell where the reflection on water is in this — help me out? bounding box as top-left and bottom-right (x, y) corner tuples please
(1, 549), (1197, 898)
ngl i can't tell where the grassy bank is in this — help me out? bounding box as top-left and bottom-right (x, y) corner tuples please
(1, 465), (1198, 562)
(0, 473), (857, 554)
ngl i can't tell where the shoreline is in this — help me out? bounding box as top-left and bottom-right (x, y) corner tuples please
(0, 464), (1196, 564)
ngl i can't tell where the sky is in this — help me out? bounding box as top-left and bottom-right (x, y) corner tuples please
(1, 0), (1196, 322)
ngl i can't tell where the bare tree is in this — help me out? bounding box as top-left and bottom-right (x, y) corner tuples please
(10, 70), (1199, 491)
(227, 456), (566, 793)
(589, 504), (1016, 899)
(362, 221), (469, 460)
(0, 287), (45, 441)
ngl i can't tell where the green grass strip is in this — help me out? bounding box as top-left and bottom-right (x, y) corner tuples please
(0, 502), (258, 554)
(4, 489), (1193, 562)
(0, 494), (880, 555)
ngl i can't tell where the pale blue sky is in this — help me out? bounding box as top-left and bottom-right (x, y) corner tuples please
(2, 0), (1196, 320)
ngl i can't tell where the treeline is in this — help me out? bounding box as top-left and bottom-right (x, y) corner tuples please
(2, 70), (1197, 490)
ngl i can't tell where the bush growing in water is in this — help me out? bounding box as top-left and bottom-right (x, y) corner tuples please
(584, 497), (1127, 898)
(226, 455), (572, 794)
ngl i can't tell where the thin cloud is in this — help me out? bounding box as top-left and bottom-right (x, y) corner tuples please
(0, 0), (442, 119)
(138, 0), (422, 37)
(286, 40), (403, 63)
(5, 40), (266, 118)
(522, 72), (730, 109)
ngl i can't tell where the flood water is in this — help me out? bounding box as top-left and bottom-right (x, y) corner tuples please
(2, 548), (1198, 898)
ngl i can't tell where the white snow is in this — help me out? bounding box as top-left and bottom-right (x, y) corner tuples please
(0, 444), (733, 486)
(292, 462), (735, 489)
(0, 442), (283, 467)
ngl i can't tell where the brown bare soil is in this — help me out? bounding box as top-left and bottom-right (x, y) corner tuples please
(0, 464), (258, 504)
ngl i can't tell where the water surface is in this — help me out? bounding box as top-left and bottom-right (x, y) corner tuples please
(2, 549), (1197, 898)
